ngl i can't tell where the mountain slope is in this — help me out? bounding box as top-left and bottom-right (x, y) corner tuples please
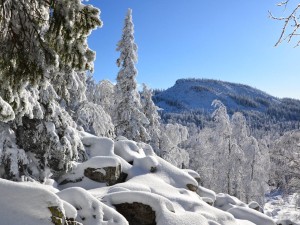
(153, 78), (300, 129)
(154, 78), (280, 112)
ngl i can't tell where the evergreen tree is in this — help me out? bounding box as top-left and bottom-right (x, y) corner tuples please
(0, 0), (101, 119)
(114, 9), (149, 142)
(141, 84), (161, 153)
(0, 0), (102, 180)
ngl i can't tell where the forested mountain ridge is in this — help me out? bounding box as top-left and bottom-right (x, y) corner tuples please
(153, 78), (300, 132)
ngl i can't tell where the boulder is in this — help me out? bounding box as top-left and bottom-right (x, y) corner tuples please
(48, 206), (64, 225)
(186, 183), (198, 192)
(84, 164), (122, 186)
(201, 197), (214, 206)
(48, 206), (82, 225)
(114, 202), (156, 225)
(248, 201), (263, 213)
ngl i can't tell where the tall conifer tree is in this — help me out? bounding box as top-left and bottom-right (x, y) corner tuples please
(114, 9), (149, 142)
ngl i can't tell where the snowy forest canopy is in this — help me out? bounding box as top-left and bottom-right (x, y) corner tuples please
(0, 0), (299, 221)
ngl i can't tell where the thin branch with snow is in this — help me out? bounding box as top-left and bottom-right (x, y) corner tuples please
(269, 1), (300, 47)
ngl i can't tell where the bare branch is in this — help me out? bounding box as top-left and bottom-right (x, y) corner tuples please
(270, 2), (300, 47)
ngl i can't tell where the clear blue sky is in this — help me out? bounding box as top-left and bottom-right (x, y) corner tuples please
(87, 0), (300, 100)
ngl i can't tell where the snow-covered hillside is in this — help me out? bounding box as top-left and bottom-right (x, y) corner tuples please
(153, 78), (279, 113)
(153, 78), (300, 134)
(0, 132), (280, 225)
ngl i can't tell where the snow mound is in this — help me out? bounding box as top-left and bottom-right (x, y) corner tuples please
(0, 178), (64, 225)
(57, 187), (128, 225)
(81, 131), (114, 157)
(264, 192), (300, 224)
(214, 193), (248, 211)
(104, 190), (218, 225)
(228, 206), (276, 225)
(114, 139), (144, 162)
(197, 185), (217, 202)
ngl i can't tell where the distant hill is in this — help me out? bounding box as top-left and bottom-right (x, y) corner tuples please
(153, 78), (300, 132)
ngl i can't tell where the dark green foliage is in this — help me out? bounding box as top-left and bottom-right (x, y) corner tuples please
(229, 94), (259, 108)
(267, 98), (300, 121)
(191, 86), (212, 93)
(255, 97), (271, 107)
(153, 96), (185, 109)
(47, 0), (101, 72)
(0, 0), (101, 110)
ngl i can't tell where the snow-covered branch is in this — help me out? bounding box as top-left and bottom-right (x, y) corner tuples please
(270, 1), (300, 47)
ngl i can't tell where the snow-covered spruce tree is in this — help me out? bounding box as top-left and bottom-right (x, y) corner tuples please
(0, 0), (102, 180)
(114, 9), (150, 142)
(141, 84), (162, 154)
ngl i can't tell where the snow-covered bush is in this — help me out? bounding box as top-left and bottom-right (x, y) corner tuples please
(86, 76), (115, 120)
(159, 123), (189, 168)
(75, 101), (114, 138)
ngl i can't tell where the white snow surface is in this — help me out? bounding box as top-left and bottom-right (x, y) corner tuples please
(114, 139), (145, 162)
(264, 192), (300, 225)
(81, 131), (115, 157)
(197, 185), (217, 202)
(228, 206), (276, 225)
(57, 187), (128, 225)
(0, 132), (278, 225)
(0, 96), (15, 122)
(0, 178), (64, 225)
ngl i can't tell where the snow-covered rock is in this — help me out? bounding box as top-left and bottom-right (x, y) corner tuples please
(197, 185), (217, 202)
(214, 193), (248, 211)
(248, 201), (263, 212)
(81, 131), (114, 157)
(0, 132), (277, 225)
(228, 206), (276, 225)
(0, 178), (67, 225)
(57, 187), (128, 225)
(58, 156), (124, 189)
(114, 139), (144, 163)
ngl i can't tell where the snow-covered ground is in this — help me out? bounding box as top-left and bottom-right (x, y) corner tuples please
(265, 190), (300, 225)
(0, 132), (280, 225)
